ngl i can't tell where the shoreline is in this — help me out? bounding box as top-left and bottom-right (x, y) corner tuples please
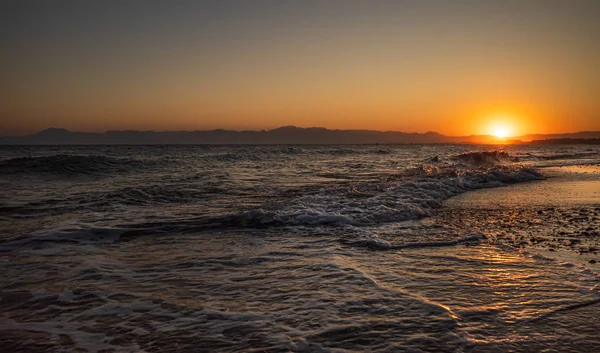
(440, 165), (600, 272)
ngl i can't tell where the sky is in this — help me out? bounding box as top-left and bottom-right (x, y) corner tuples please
(1, 0), (599, 136)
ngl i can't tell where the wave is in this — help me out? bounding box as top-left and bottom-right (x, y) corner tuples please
(1, 149), (545, 249)
(453, 151), (516, 166)
(0, 182), (232, 220)
(2, 163), (543, 250)
(0, 227), (127, 252)
(98, 184), (229, 205)
(219, 165), (540, 226)
(0, 154), (151, 176)
(102, 164), (543, 240)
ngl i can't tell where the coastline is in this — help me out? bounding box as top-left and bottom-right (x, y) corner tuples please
(441, 165), (600, 272)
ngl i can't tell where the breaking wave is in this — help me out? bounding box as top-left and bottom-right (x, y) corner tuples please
(189, 164), (542, 228)
(32, 163), (543, 245)
(0, 148), (547, 250)
(453, 151), (516, 166)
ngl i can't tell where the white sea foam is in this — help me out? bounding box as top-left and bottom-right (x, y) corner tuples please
(215, 164), (543, 229)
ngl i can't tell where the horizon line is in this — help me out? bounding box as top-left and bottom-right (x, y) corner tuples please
(5, 126), (600, 139)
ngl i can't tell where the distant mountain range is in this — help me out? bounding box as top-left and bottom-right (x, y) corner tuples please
(2, 126), (600, 145)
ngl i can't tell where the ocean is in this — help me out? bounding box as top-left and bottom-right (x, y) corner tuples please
(1, 144), (599, 352)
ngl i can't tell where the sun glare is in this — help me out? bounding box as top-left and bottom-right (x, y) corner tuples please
(493, 126), (509, 138)
(486, 116), (516, 139)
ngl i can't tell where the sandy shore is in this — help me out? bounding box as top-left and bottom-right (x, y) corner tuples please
(440, 165), (600, 271)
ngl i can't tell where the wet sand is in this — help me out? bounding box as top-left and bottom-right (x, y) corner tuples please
(441, 165), (600, 271)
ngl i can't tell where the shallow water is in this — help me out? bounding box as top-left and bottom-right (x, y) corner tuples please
(1, 144), (599, 352)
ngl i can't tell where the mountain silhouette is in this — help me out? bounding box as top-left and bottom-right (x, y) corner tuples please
(1, 126), (600, 145)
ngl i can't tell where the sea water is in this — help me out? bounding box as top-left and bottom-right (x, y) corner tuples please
(1, 144), (599, 352)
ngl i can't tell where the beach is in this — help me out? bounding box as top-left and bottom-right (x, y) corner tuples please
(442, 165), (600, 271)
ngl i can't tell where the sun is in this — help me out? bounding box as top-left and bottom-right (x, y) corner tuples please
(493, 126), (510, 139)
(486, 117), (516, 139)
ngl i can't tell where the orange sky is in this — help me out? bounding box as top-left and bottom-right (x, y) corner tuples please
(1, 1), (599, 136)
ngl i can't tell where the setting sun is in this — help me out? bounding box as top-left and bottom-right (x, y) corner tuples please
(493, 126), (510, 138)
(485, 116), (517, 139)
